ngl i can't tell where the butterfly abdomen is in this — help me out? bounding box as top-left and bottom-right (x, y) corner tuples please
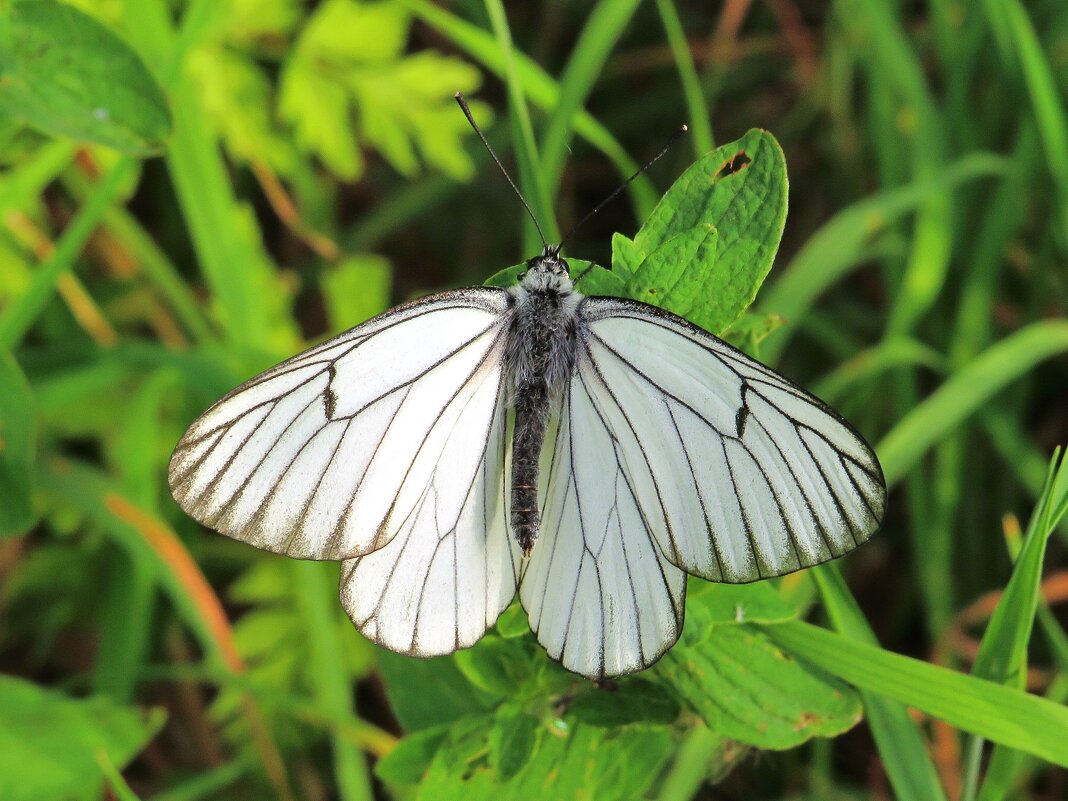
(506, 259), (582, 554)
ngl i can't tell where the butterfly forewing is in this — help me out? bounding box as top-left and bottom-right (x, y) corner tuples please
(168, 288), (511, 561)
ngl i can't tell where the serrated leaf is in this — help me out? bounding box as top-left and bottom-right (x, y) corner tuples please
(299, 0), (410, 64)
(322, 254), (392, 331)
(611, 231), (642, 277)
(629, 130), (787, 332)
(187, 48), (296, 175)
(0, 2), (171, 155)
(0, 674), (164, 801)
(623, 224), (719, 325)
(412, 715), (672, 800)
(375, 723), (450, 786)
(0, 351), (35, 536)
(279, 61), (363, 179)
(567, 678), (680, 727)
(657, 624), (861, 749)
(720, 312), (786, 356)
(490, 705), (538, 780)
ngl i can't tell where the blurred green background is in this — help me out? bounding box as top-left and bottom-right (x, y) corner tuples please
(1, 1), (1067, 799)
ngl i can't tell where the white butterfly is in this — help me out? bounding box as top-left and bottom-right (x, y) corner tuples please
(168, 246), (886, 679)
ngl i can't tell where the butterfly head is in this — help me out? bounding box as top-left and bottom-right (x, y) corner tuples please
(519, 245), (573, 293)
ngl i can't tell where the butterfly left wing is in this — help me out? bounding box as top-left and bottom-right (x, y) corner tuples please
(574, 296), (887, 585)
(519, 378), (687, 680)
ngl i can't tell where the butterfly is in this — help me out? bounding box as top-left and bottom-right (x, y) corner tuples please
(168, 100), (886, 680)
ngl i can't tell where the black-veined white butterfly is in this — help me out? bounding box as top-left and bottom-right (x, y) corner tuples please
(169, 100), (886, 680)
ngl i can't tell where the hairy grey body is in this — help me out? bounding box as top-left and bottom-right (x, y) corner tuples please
(504, 251), (583, 554)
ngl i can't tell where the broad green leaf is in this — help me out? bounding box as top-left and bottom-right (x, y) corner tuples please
(767, 620), (1068, 767)
(0, 351), (35, 536)
(685, 581), (798, 629)
(494, 601), (529, 639)
(566, 678), (680, 727)
(483, 258), (627, 298)
(322, 254), (393, 332)
(411, 715), (672, 801)
(657, 624), (861, 749)
(623, 225), (719, 327)
(0, 2), (171, 155)
(626, 129), (788, 332)
(0, 674), (164, 801)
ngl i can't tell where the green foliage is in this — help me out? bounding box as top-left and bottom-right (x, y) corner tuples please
(0, 674), (164, 801)
(1, 1), (1067, 799)
(0, 2), (171, 155)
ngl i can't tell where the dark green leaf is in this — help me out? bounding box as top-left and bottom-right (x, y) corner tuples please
(657, 624), (861, 749)
(0, 2), (171, 155)
(0, 674), (164, 801)
(567, 678), (680, 727)
(377, 649), (493, 731)
(0, 351), (35, 536)
(489, 705), (538, 779)
(375, 724), (450, 786)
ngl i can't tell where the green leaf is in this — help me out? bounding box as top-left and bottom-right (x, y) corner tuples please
(657, 624), (861, 749)
(626, 129), (787, 332)
(567, 678), (680, 727)
(0, 1), (171, 155)
(766, 620), (1068, 767)
(0, 351), (35, 536)
(375, 724), (450, 786)
(685, 581), (798, 629)
(494, 601), (529, 639)
(376, 649), (494, 731)
(454, 635), (532, 698)
(412, 715), (672, 800)
(322, 255), (393, 332)
(610, 231), (642, 277)
(719, 311), (786, 356)
(0, 674), (164, 801)
(489, 705), (538, 780)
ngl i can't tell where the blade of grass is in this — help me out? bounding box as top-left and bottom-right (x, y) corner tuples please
(758, 153), (1005, 364)
(877, 321), (1068, 487)
(540, 0), (643, 195)
(0, 139), (76, 217)
(147, 757), (253, 801)
(810, 336), (947, 404)
(400, 0), (658, 219)
(293, 562), (373, 801)
(982, 0), (1068, 244)
(482, 0), (558, 252)
(813, 566), (948, 801)
(962, 449), (1068, 801)
(655, 0), (713, 155)
(0, 158), (136, 350)
(765, 619), (1068, 767)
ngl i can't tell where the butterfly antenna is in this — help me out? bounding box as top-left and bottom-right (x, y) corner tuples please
(558, 124), (688, 251)
(455, 92), (548, 250)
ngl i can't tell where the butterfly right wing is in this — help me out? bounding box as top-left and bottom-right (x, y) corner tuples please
(168, 287), (511, 561)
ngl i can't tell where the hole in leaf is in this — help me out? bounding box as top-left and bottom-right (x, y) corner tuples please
(714, 150), (751, 180)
